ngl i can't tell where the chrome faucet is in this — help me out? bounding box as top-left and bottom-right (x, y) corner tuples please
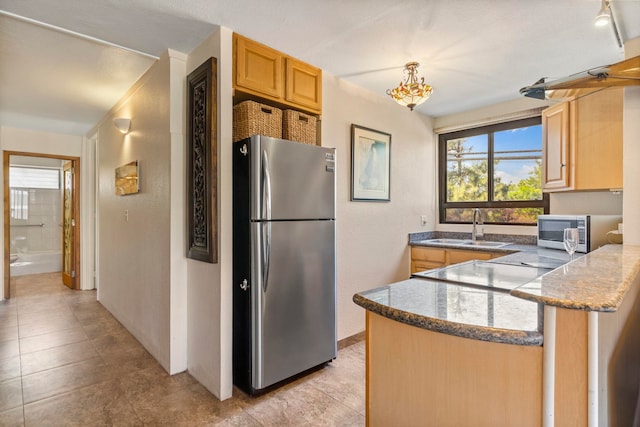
(472, 208), (484, 242)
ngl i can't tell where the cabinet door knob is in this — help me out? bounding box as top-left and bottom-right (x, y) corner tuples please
(561, 163), (566, 167)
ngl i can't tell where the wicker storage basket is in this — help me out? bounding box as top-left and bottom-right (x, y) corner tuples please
(233, 100), (282, 142)
(283, 109), (317, 145)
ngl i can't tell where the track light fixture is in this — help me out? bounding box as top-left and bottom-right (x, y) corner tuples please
(594, 0), (611, 27)
(594, 0), (623, 49)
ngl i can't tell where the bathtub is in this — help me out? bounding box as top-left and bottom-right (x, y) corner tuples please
(10, 251), (62, 276)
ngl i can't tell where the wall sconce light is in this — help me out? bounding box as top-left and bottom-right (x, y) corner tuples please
(113, 118), (131, 135)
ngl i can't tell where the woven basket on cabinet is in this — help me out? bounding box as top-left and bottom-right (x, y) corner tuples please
(233, 100), (283, 142)
(283, 109), (317, 145)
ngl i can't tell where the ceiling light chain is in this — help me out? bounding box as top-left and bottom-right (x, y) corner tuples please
(386, 62), (433, 111)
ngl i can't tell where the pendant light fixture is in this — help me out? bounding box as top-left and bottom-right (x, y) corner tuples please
(386, 62), (433, 111)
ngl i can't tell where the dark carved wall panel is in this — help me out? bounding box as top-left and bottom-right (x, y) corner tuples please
(187, 57), (218, 263)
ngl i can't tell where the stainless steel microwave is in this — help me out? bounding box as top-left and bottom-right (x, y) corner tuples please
(537, 214), (622, 253)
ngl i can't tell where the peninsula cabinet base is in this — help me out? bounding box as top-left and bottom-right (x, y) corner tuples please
(365, 312), (543, 427)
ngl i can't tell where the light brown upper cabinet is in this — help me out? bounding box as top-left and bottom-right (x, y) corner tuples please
(234, 35), (283, 99)
(542, 88), (623, 192)
(542, 102), (570, 190)
(233, 33), (322, 114)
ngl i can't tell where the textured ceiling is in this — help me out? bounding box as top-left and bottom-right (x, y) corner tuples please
(1, 0), (639, 135)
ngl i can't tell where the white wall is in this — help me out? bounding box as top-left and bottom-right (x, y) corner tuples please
(0, 126), (88, 299)
(93, 50), (188, 375)
(185, 26), (234, 401)
(623, 37), (640, 245)
(322, 75), (435, 340)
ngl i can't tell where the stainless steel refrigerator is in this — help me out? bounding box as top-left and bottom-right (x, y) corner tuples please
(233, 135), (337, 395)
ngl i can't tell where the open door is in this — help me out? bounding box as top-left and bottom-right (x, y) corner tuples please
(3, 153), (81, 298)
(62, 161), (78, 288)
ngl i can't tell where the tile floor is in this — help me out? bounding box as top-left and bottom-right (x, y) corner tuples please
(0, 273), (365, 426)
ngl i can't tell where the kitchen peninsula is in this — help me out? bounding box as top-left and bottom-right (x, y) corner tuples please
(354, 244), (640, 426)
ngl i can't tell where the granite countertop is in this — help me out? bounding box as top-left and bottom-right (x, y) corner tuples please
(353, 232), (639, 345)
(511, 244), (640, 311)
(353, 278), (543, 346)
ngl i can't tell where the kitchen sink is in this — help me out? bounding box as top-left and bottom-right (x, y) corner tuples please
(463, 241), (509, 247)
(424, 238), (467, 244)
(420, 238), (509, 248)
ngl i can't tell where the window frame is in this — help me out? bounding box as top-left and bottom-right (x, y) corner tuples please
(438, 117), (549, 225)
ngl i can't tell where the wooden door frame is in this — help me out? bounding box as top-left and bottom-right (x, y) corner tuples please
(3, 151), (81, 298)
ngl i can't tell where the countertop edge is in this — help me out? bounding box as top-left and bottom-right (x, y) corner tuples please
(508, 245), (640, 312)
(509, 289), (618, 312)
(352, 293), (543, 347)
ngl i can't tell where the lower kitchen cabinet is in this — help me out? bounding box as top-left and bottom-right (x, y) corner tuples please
(365, 312), (543, 426)
(410, 246), (497, 274)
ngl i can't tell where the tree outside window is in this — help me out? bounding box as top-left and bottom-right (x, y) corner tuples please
(439, 117), (548, 225)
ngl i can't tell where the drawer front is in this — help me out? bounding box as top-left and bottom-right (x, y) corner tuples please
(411, 247), (446, 263)
(447, 249), (493, 265)
(411, 260), (444, 273)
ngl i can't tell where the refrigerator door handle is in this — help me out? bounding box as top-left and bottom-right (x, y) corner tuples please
(262, 150), (272, 221)
(261, 150), (272, 294)
(262, 222), (271, 294)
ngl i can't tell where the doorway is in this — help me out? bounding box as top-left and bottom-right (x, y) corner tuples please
(3, 151), (81, 298)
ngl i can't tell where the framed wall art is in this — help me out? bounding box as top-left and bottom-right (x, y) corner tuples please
(186, 57), (218, 263)
(115, 161), (140, 196)
(351, 124), (391, 202)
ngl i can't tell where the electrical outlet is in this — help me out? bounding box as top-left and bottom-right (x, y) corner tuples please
(420, 215), (428, 226)
(124, 210), (129, 222)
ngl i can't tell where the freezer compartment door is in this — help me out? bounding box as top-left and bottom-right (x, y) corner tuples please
(249, 136), (336, 221)
(251, 220), (336, 390)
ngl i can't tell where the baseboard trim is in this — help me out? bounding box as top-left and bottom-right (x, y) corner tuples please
(338, 331), (365, 350)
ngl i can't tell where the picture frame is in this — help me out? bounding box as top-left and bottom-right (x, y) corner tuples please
(115, 161), (140, 196)
(186, 57), (218, 263)
(351, 124), (391, 202)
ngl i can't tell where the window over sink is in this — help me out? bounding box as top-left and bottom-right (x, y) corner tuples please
(438, 117), (549, 225)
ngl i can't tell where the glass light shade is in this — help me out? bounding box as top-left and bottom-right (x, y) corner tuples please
(386, 62), (433, 111)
